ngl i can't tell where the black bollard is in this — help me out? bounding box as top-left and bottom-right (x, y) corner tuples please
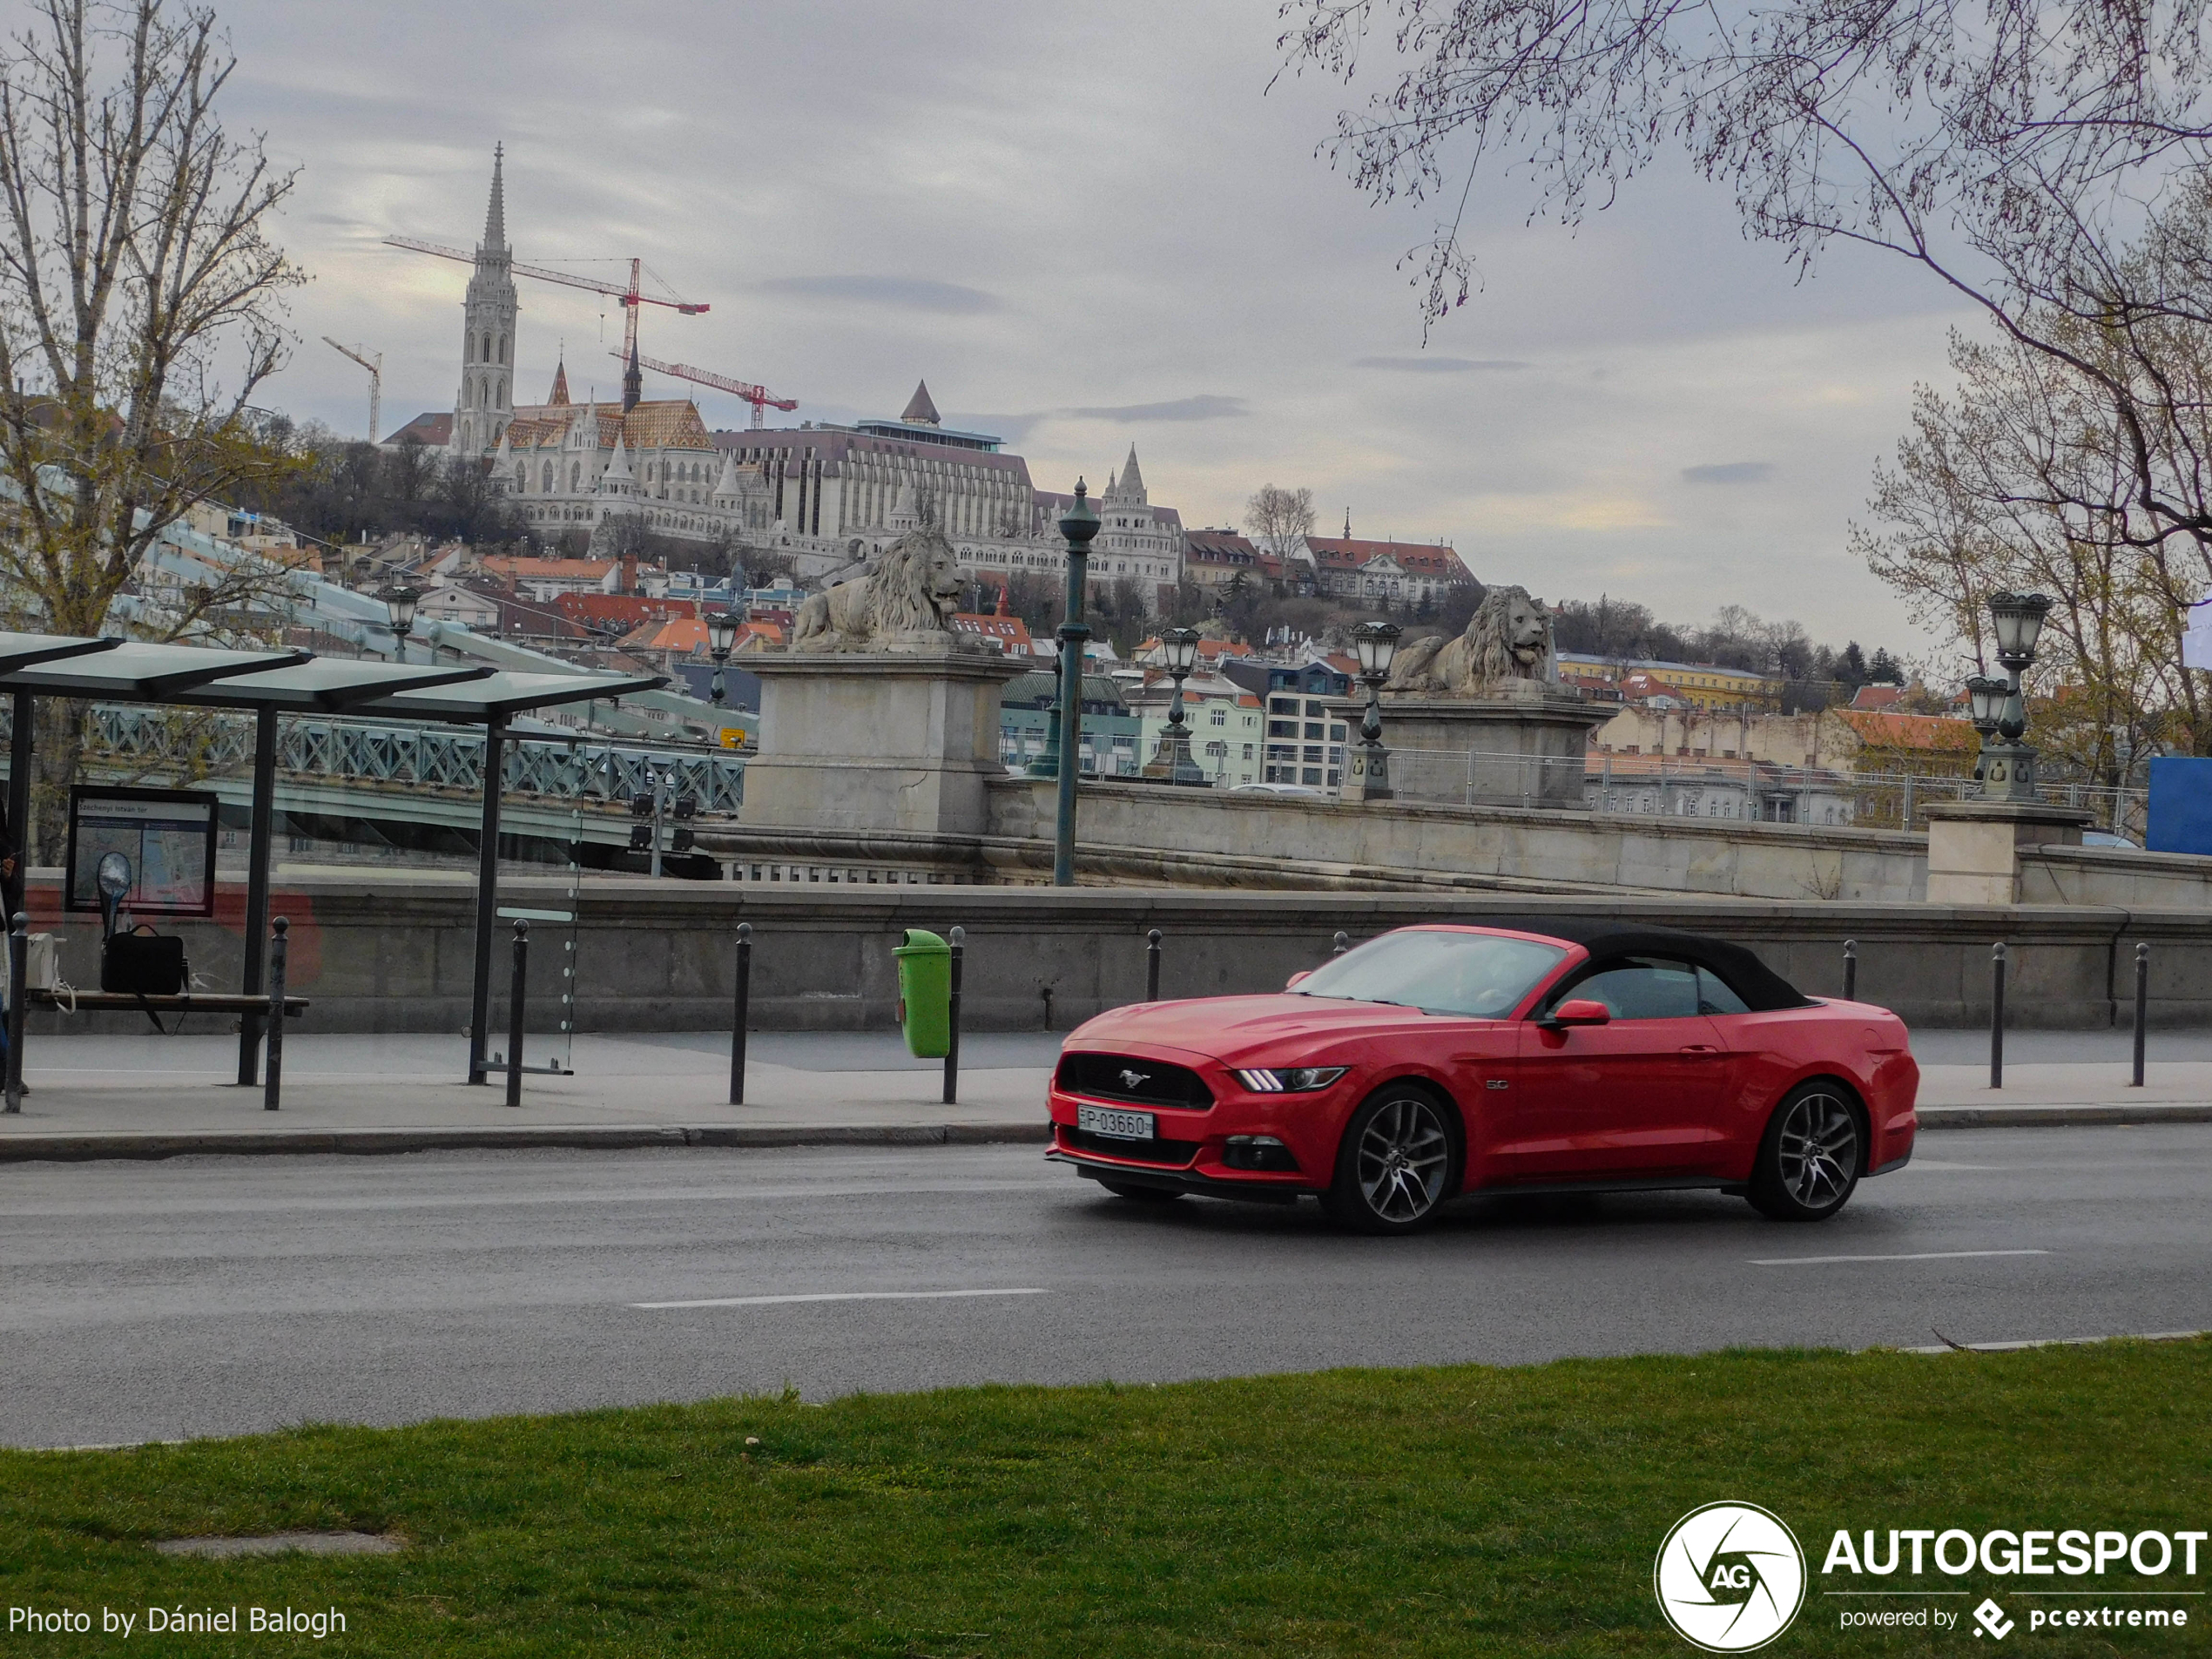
(944, 926), (964, 1107)
(2132, 941), (2148, 1088)
(264, 917), (289, 1112)
(731, 921), (752, 1106)
(4, 911), (25, 1113)
(1146, 928), (1162, 1001)
(507, 919), (529, 1109)
(1990, 941), (2006, 1090)
(1843, 939), (1858, 1001)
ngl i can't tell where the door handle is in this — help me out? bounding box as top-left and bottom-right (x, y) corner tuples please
(1677, 1045), (1723, 1059)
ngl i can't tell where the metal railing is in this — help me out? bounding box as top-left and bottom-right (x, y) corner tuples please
(67, 705), (748, 812)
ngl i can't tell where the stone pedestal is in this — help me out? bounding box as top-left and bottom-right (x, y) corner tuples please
(1361, 689), (1608, 809)
(741, 642), (1028, 840)
(1923, 799), (2094, 905)
(1340, 743), (1392, 802)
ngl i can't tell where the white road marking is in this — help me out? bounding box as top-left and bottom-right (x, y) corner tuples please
(1750, 1248), (2049, 1266)
(633, 1287), (1052, 1310)
(1899, 1328), (2207, 1354)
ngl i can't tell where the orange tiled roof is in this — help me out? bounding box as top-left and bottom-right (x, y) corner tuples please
(1302, 536), (1472, 580)
(1838, 711), (1980, 752)
(506, 399), (717, 454)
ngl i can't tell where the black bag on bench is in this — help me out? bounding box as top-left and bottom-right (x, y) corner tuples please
(102, 927), (186, 995)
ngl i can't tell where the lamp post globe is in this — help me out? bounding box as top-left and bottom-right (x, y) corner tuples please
(1348, 620), (1401, 802)
(1965, 674), (2007, 734)
(382, 584), (420, 664)
(705, 607), (741, 707)
(1988, 590), (2053, 669)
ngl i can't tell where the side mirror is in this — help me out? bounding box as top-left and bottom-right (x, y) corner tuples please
(1285, 970), (1311, 990)
(1544, 998), (1611, 1028)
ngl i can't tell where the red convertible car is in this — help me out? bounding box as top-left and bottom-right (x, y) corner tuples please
(1046, 921), (1918, 1233)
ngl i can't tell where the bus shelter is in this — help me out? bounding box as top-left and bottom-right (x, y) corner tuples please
(0, 632), (663, 1096)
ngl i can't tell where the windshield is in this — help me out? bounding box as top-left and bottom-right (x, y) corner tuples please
(1292, 929), (1567, 1018)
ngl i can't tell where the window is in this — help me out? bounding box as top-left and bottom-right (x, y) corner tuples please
(1696, 967), (1750, 1015)
(1211, 707), (1227, 725)
(1552, 956), (1701, 1021)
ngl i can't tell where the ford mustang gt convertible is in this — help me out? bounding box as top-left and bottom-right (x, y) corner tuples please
(1045, 921), (1918, 1233)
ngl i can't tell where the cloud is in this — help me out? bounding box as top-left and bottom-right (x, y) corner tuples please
(755, 274), (1003, 314)
(1681, 461), (1775, 485)
(1059, 395), (1249, 422)
(1352, 355), (1532, 373)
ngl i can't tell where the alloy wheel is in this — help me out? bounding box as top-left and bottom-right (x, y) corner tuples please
(1354, 1096), (1451, 1224)
(1777, 1090), (1858, 1208)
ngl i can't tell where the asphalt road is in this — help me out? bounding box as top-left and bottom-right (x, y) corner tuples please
(3, 1127), (2208, 1449)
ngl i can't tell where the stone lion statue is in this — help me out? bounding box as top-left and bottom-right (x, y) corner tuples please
(792, 525), (967, 651)
(1384, 583), (1557, 696)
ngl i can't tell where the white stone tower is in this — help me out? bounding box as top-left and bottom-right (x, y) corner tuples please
(450, 145), (518, 455)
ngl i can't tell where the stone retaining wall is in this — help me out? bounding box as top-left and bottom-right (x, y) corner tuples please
(22, 873), (2211, 1037)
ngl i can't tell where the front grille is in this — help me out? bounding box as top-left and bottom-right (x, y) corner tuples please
(1056, 1052), (1214, 1109)
(1059, 1124), (1202, 1166)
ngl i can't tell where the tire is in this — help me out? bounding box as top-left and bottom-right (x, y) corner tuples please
(1746, 1082), (1865, 1221)
(1098, 1178), (1184, 1204)
(1323, 1086), (1459, 1234)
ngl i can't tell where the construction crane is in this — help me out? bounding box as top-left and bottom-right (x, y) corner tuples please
(321, 337), (382, 442)
(383, 237), (707, 368)
(606, 347), (796, 428)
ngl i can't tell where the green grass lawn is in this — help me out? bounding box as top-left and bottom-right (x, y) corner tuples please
(2, 1340), (2207, 1656)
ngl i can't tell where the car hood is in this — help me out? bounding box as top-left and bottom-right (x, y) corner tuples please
(1066, 993), (1500, 1066)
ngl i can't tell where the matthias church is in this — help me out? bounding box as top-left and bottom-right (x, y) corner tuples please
(406, 151), (1185, 597)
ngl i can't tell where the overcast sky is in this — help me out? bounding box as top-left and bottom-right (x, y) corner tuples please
(221, 0), (1976, 655)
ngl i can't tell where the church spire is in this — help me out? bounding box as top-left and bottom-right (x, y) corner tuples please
(482, 143), (508, 252)
(1343, 507), (1352, 538)
(1117, 444), (1145, 502)
(622, 340), (642, 413)
(548, 354), (569, 406)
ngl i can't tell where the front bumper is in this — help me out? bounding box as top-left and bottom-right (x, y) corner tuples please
(1045, 1147), (1310, 1203)
(1047, 1065), (1345, 1195)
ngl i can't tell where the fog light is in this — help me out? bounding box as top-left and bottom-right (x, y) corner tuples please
(1224, 1135), (1298, 1172)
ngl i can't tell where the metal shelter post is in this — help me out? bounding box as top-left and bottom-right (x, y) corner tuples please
(236, 705), (279, 1085)
(5, 689), (30, 922)
(469, 715), (508, 1085)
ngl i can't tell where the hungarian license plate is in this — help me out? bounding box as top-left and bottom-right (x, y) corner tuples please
(1077, 1103), (1156, 1142)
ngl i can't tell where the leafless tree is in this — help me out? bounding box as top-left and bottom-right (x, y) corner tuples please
(1853, 324), (2191, 775)
(1283, 0), (2212, 744)
(1244, 482), (1316, 570)
(0, 0), (302, 846)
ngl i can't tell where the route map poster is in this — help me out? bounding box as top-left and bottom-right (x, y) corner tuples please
(64, 787), (219, 918)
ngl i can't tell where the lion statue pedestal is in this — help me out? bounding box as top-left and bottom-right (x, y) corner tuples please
(1370, 583), (1608, 811)
(745, 526), (1028, 840)
(742, 644), (1029, 840)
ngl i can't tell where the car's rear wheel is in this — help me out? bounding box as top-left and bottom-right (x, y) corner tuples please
(1747, 1082), (1864, 1221)
(1097, 1177), (1183, 1204)
(1323, 1087), (1457, 1234)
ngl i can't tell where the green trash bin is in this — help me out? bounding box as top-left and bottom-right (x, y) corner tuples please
(894, 928), (953, 1058)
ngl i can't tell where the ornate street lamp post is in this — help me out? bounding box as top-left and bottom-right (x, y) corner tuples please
(1049, 481), (1100, 886)
(1971, 591), (2053, 802)
(706, 607), (741, 707)
(1143, 627), (1208, 785)
(382, 584), (420, 665)
(1345, 620), (1400, 802)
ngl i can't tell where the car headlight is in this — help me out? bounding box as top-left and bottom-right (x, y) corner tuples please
(1234, 1066), (1347, 1093)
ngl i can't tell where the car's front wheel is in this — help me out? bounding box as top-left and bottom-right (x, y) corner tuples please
(1747, 1082), (1864, 1221)
(1322, 1087), (1458, 1234)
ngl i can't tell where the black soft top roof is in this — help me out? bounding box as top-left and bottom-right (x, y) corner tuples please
(1450, 918), (1813, 1013)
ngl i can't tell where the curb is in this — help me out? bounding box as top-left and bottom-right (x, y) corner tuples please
(0, 1105), (2204, 1163)
(1918, 1103), (2212, 1129)
(0, 1121), (1055, 1164)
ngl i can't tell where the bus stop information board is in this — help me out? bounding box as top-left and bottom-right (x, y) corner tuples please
(65, 787), (219, 918)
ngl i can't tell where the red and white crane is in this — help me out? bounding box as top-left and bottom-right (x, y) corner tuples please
(605, 347), (796, 428)
(383, 238), (707, 368)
